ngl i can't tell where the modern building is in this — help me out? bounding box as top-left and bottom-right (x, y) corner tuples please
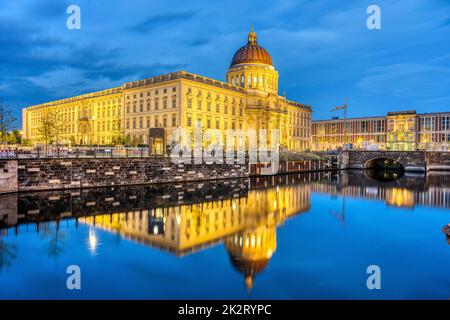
(312, 110), (450, 151)
(22, 28), (312, 153)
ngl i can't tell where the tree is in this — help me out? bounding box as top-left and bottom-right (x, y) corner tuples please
(0, 101), (17, 143)
(36, 109), (64, 146)
(112, 109), (126, 145)
(0, 238), (17, 273)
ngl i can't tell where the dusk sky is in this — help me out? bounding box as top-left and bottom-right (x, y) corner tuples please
(1, 0), (450, 127)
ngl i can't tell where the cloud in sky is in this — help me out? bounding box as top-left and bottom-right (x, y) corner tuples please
(0, 0), (449, 127)
(129, 11), (199, 33)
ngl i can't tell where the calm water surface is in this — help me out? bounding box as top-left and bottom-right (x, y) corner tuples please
(0, 170), (449, 299)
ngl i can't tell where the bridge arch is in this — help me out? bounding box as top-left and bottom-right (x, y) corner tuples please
(364, 157), (405, 171)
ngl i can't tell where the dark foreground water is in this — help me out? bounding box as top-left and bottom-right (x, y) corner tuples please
(0, 170), (449, 299)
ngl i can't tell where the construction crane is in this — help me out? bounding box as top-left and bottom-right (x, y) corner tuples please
(329, 99), (348, 224)
(330, 98), (348, 148)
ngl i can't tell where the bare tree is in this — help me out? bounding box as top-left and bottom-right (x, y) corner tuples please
(36, 109), (64, 146)
(112, 109), (126, 145)
(0, 238), (17, 273)
(0, 101), (17, 143)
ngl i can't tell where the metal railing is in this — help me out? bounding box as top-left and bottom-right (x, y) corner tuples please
(0, 147), (159, 159)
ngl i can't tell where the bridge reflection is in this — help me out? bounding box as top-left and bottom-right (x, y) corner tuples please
(0, 170), (449, 288)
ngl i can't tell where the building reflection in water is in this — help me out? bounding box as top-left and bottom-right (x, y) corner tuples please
(0, 170), (449, 286)
(78, 181), (311, 289)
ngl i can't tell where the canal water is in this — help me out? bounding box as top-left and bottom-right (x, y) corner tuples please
(0, 170), (449, 299)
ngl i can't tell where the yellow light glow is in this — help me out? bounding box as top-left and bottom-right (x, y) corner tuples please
(88, 228), (98, 253)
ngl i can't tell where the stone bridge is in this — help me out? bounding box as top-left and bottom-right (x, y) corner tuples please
(340, 150), (450, 172)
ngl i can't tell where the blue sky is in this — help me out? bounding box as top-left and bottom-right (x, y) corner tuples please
(1, 0), (450, 127)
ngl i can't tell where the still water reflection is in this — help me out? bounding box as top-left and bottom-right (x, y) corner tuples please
(0, 170), (449, 299)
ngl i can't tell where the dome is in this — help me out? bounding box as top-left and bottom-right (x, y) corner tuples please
(230, 28), (273, 67)
(228, 253), (270, 291)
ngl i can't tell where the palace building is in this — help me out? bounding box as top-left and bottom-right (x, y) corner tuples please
(312, 110), (450, 151)
(22, 28), (312, 153)
(22, 87), (123, 146)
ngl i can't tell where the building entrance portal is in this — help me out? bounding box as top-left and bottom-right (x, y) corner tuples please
(149, 128), (166, 156)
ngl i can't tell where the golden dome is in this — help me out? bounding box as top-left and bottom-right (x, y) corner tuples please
(230, 27), (273, 67)
(228, 254), (269, 291)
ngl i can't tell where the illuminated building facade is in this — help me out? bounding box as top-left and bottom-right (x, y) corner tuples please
(78, 182), (311, 289)
(22, 87), (123, 146)
(22, 28), (312, 152)
(312, 110), (450, 151)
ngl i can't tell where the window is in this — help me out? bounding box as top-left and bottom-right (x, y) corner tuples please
(163, 98), (167, 109)
(216, 102), (220, 113)
(442, 133), (450, 142)
(207, 102), (211, 111)
(331, 123), (339, 134)
(172, 114), (176, 126)
(197, 100), (202, 110)
(374, 120), (384, 133)
(187, 116), (192, 127)
(442, 116), (450, 131)
(216, 120), (220, 129)
(360, 121), (369, 133)
(172, 98), (177, 108)
(154, 98), (159, 110)
(187, 99), (192, 108)
(421, 117), (434, 131)
(154, 116), (159, 127)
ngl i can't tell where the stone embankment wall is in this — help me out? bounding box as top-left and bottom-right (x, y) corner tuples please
(15, 158), (248, 192)
(339, 150), (450, 172)
(426, 152), (450, 171)
(0, 157), (334, 194)
(0, 160), (18, 193)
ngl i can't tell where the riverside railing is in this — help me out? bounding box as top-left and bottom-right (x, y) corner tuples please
(0, 147), (155, 159)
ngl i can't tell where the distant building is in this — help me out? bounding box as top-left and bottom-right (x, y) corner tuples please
(312, 110), (450, 151)
(22, 28), (312, 153)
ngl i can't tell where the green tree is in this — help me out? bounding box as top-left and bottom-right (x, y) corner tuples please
(0, 101), (17, 143)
